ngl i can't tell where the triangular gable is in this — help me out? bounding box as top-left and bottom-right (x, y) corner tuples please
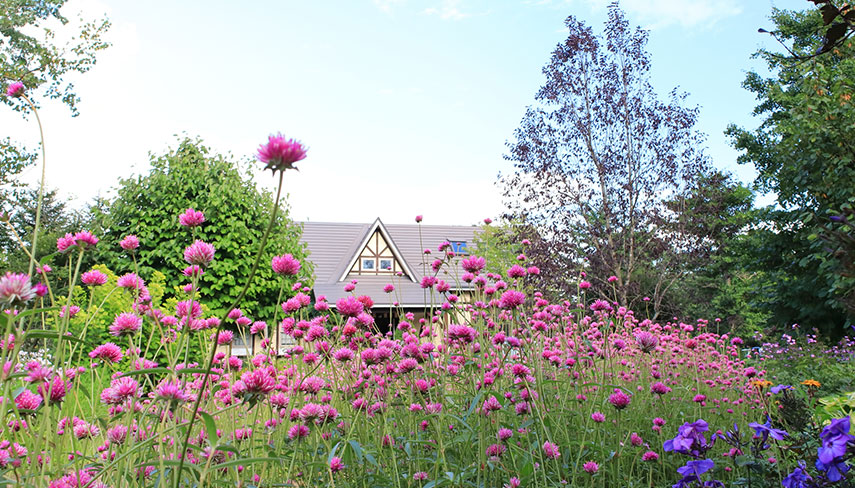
(338, 218), (416, 282)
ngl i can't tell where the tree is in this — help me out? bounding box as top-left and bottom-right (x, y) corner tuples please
(726, 7), (855, 336)
(1, 0), (111, 213)
(1, 0), (111, 114)
(88, 137), (312, 320)
(501, 3), (710, 317)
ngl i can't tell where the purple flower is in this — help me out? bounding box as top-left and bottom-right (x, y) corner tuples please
(257, 133), (307, 172)
(782, 461), (812, 488)
(6, 82), (25, 98)
(749, 417), (788, 442)
(664, 419), (712, 458)
(770, 384), (792, 394)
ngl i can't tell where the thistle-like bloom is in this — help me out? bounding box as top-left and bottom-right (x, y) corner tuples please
(241, 368), (276, 394)
(81, 270), (109, 286)
(155, 379), (191, 403)
(89, 343), (123, 363)
(582, 461), (598, 474)
(178, 208), (205, 227)
(6, 82), (24, 98)
(543, 441), (560, 459)
(56, 233), (77, 252)
(184, 240), (215, 266)
(0, 272), (35, 305)
(336, 296), (364, 317)
(448, 324), (477, 343)
(257, 133), (307, 172)
(608, 390), (631, 410)
(635, 331), (659, 353)
(15, 389), (42, 410)
(73, 231), (99, 249)
(499, 290), (526, 309)
(109, 312), (142, 337)
(117, 273), (145, 290)
(271, 254), (301, 275)
(461, 256), (486, 273)
(38, 375), (70, 404)
(120, 235), (140, 251)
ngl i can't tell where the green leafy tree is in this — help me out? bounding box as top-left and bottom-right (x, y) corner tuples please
(726, 7), (855, 335)
(1, 0), (111, 115)
(88, 137), (312, 321)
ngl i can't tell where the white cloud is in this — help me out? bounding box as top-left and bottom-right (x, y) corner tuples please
(373, 0), (405, 13)
(423, 0), (471, 21)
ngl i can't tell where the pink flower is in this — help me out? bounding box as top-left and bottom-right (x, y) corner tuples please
(608, 275), (618, 283)
(155, 380), (191, 403)
(216, 330), (234, 345)
(579, 281), (591, 290)
(483, 218), (492, 224)
(0, 272), (35, 305)
(415, 215), (423, 223)
(329, 456), (345, 473)
(89, 343), (123, 363)
(15, 390), (42, 410)
(499, 290), (525, 309)
(608, 390), (631, 410)
(119, 235), (140, 251)
(56, 233), (76, 252)
(591, 412), (605, 422)
(81, 270), (108, 286)
(272, 254), (301, 275)
(250, 321), (266, 335)
(420, 276), (437, 289)
(635, 331), (659, 353)
(109, 313), (142, 336)
(241, 368), (275, 394)
(583, 461), (599, 474)
(543, 441), (560, 459)
(413, 472), (428, 481)
(184, 240), (215, 266)
(288, 424), (309, 440)
(38, 375), (70, 404)
(383, 284), (394, 293)
(332, 347), (354, 362)
(336, 296), (363, 317)
(642, 450), (659, 461)
(461, 256), (486, 273)
(257, 133), (307, 172)
(6, 82), (24, 98)
(630, 432), (643, 446)
(59, 305), (80, 318)
(117, 273), (145, 290)
(74, 231), (98, 249)
(178, 208), (205, 227)
(448, 324), (476, 343)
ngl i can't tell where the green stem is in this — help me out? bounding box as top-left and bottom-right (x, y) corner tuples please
(22, 95), (47, 277)
(173, 170), (285, 488)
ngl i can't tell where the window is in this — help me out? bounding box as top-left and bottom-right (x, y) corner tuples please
(379, 259), (393, 271)
(362, 258), (375, 270)
(450, 241), (469, 255)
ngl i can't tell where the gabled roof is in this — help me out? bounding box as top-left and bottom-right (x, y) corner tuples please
(337, 218), (417, 282)
(300, 219), (477, 307)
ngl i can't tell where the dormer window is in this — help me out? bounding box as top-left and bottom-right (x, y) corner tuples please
(349, 229), (405, 275)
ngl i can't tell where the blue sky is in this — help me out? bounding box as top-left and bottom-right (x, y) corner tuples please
(5, 0), (808, 225)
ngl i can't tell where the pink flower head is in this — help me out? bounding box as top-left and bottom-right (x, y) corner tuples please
(241, 368), (275, 394)
(608, 390), (631, 410)
(543, 441), (560, 459)
(56, 233), (76, 252)
(33, 282), (47, 297)
(183, 265), (203, 278)
(272, 254), (301, 275)
(228, 308), (243, 320)
(38, 375), (70, 404)
(635, 331), (659, 353)
(15, 390), (42, 410)
(642, 450), (659, 461)
(415, 215), (423, 223)
(461, 256), (486, 273)
(117, 273), (145, 290)
(216, 330), (234, 345)
(178, 208), (205, 227)
(447, 324), (476, 343)
(498, 290), (525, 309)
(89, 343), (123, 363)
(250, 321), (266, 335)
(591, 411), (605, 423)
(329, 456), (344, 473)
(0, 272), (35, 305)
(73, 231), (98, 249)
(6, 82), (24, 98)
(483, 217), (492, 224)
(383, 284), (394, 293)
(336, 296), (363, 317)
(119, 235), (140, 251)
(109, 312), (142, 336)
(332, 347), (354, 362)
(184, 240), (215, 266)
(583, 461), (599, 474)
(81, 270), (108, 286)
(608, 275), (618, 283)
(257, 133), (307, 172)
(155, 379), (191, 403)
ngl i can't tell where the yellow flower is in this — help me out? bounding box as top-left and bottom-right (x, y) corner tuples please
(751, 379), (773, 389)
(801, 379), (821, 388)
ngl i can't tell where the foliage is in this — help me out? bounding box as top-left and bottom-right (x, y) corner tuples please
(502, 4), (711, 318)
(758, 332), (855, 395)
(1, 0), (111, 115)
(88, 137), (312, 319)
(727, 7), (855, 336)
(0, 185), (81, 271)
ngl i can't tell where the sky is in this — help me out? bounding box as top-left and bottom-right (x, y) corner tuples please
(3, 0), (808, 226)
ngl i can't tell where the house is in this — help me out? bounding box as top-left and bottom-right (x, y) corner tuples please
(226, 218), (479, 356)
(301, 218), (478, 332)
